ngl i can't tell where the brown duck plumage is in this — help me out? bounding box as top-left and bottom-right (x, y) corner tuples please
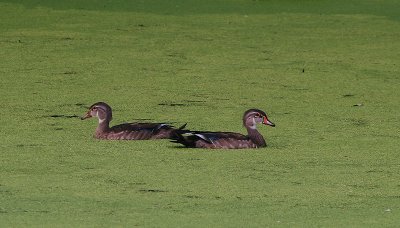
(81, 102), (186, 140)
(172, 109), (275, 149)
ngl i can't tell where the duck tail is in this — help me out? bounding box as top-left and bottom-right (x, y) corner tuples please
(170, 125), (195, 147)
(178, 123), (187, 130)
(168, 123), (188, 140)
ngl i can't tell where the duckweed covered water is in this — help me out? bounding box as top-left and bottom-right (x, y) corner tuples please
(1, 0), (399, 226)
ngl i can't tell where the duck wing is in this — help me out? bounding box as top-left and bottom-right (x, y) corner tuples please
(106, 122), (174, 140)
(190, 131), (248, 143)
(111, 122), (172, 132)
(172, 131), (250, 148)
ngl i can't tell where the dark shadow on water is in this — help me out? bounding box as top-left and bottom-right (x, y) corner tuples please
(139, 189), (167, 193)
(350, 119), (368, 127)
(75, 103), (87, 108)
(158, 100), (207, 107)
(46, 114), (80, 118)
(63, 71), (77, 75)
(183, 195), (201, 199)
(184, 100), (206, 103)
(16, 143), (43, 147)
(158, 103), (187, 107)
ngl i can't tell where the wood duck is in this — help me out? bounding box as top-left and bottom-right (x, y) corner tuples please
(172, 109), (275, 149)
(81, 102), (186, 140)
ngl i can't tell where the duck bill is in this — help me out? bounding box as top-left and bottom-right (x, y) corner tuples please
(263, 117), (275, 127)
(80, 112), (92, 120)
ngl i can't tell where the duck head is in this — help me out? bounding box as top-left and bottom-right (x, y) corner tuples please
(243, 109), (275, 129)
(81, 102), (113, 123)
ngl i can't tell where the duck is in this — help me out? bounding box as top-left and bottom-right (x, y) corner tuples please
(172, 109), (275, 149)
(81, 102), (186, 140)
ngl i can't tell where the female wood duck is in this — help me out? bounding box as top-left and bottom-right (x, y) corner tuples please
(172, 109), (275, 149)
(81, 102), (186, 140)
